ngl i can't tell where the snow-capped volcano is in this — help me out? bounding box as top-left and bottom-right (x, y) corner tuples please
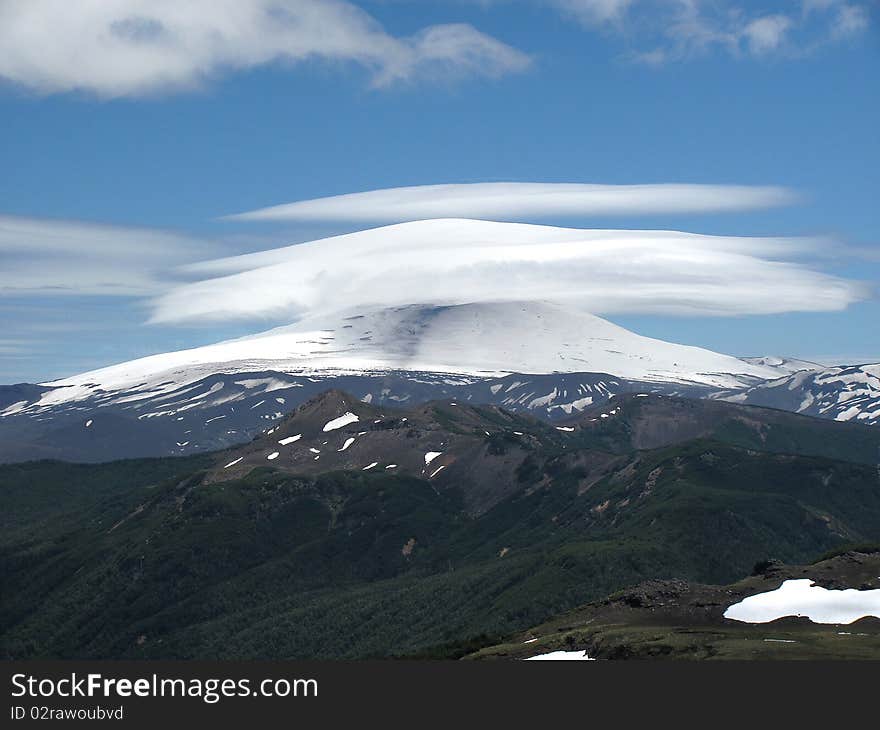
(1, 300), (873, 463)
(27, 301), (781, 409)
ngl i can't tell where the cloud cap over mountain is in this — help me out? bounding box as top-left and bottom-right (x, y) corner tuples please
(150, 218), (866, 324)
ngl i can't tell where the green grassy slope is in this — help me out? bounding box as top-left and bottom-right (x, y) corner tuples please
(468, 549), (880, 661)
(3, 440), (879, 659)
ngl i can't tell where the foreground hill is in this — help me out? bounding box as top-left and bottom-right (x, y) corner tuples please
(208, 390), (880, 515)
(207, 388), (569, 515)
(469, 549), (880, 660)
(2, 392), (879, 659)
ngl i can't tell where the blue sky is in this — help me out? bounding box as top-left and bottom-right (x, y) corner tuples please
(1, 0), (878, 382)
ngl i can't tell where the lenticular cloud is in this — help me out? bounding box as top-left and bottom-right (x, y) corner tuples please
(224, 182), (798, 222)
(149, 219), (866, 324)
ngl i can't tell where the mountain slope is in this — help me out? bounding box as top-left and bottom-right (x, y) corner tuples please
(208, 388), (567, 515)
(718, 364), (880, 426)
(0, 300), (807, 463)
(0, 369), (696, 463)
(741, 356), (822, 374)
(207, 390), (880, 512)
(3, 391), (880, 660)
(561, 392), (880, 465)
(469, 550), (880, 660)
(4, 441), (878, 659)
(12, 301), (783, 414)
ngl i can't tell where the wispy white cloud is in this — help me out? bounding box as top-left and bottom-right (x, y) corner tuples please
(473, 0), (871, 62)
(548, 0), (633, 24)
(224, 182), (799, 223)
(826, 3), (870, 38)
(0, 0), (530, 98)
(0, 338), (42, 356)
(149, 218), (867, 324)
(635, 1), (870, 61)
(743, 15), (793, 55)
(0, 215), (217, 296)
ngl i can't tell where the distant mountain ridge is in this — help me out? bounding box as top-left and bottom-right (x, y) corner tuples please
(718, 363), (880, 426)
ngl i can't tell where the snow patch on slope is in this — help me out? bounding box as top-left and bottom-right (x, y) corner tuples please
(724, 579), (880, 624)
(323, 412), (359, 432)
(524, 650), (594, 661)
